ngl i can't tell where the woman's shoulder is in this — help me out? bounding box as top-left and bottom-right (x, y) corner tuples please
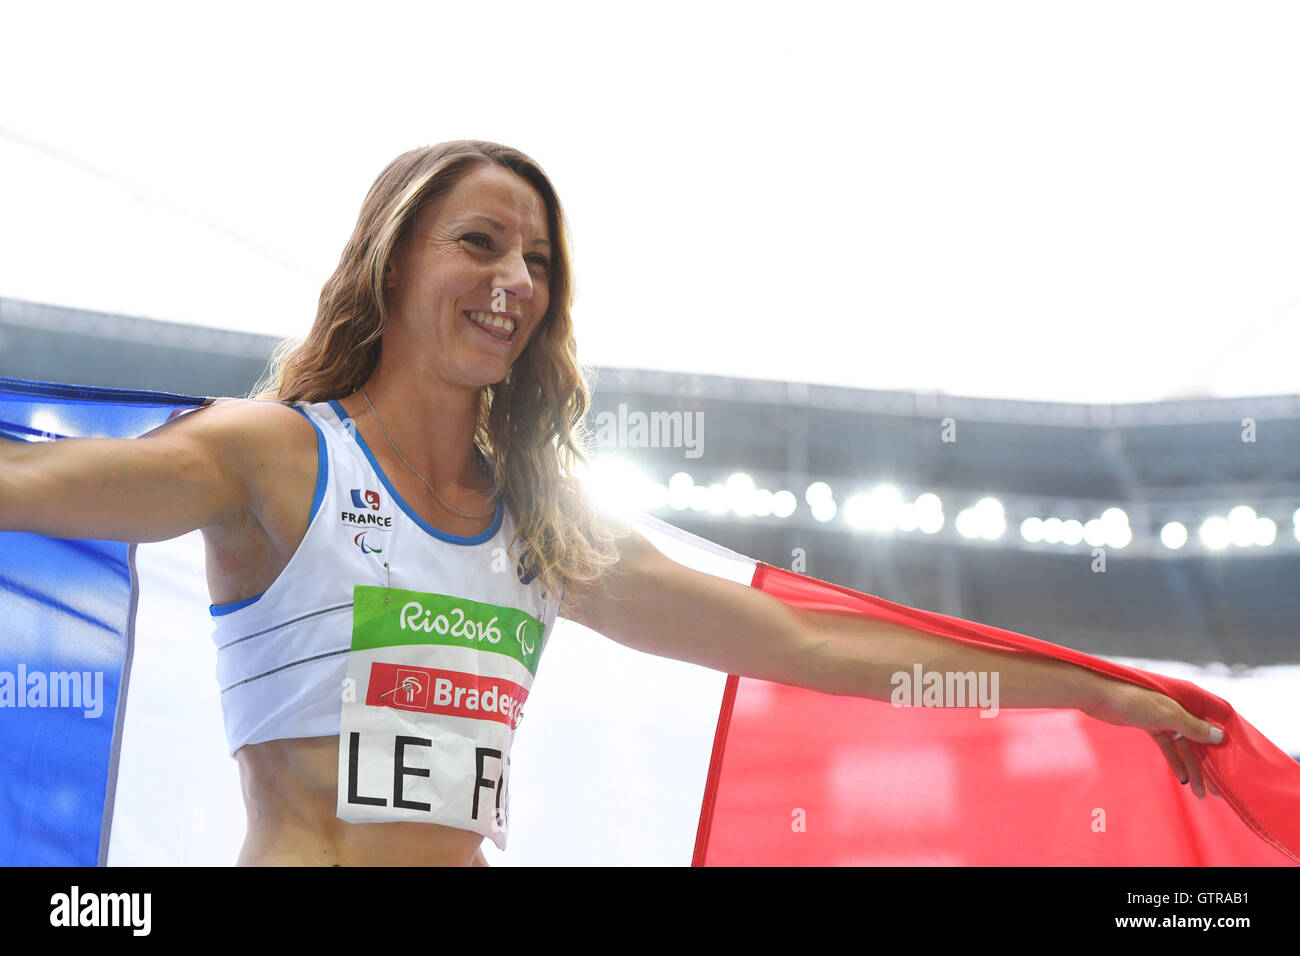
(166, 394), (312, 427)
(173, 398), (328, 546)
(160, 396), (321, 468)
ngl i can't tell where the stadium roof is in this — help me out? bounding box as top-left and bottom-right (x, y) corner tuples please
(5, 296), (1297, 666)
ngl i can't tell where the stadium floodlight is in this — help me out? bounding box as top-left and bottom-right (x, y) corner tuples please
(1083, 519), (1108, 547)
(916, 506), (944, 535)
(915, 492), (942, 513)
(843, 494), (870, 529)
(585, 458), (650, 516)
(1100, 507), (1129, 530)
(974, 497), (1006, 540)
(668, 471), (693, 510)
(1107, 524), (1132, 549)
(645, 482), (669, 511)
(688, 483), (710, 512)
(726, 472), (756, 517)
(846, 484), (906, 532)
(1096, 506), (1132, 548)
(1200, 516), (1230, 551)
(1042, 517), (1063, 544)
(812, 499), (838, 522)
(1020, 517), (1044, 543)
(805, 482), (833, 507)
(1160, 521), (1188, 550)
(869, 484), (906, 531)
(772, 490), (797, 518)
(1253, 517), (1277, 547)
(1228, 505), (1257, 547)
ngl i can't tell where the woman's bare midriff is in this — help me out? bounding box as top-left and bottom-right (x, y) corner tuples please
(234, 735), (487, 866)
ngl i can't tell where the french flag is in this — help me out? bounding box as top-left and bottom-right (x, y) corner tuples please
(2, 376), (1297, 866)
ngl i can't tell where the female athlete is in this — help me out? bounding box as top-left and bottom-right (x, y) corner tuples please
(0, 140), (1222, 866)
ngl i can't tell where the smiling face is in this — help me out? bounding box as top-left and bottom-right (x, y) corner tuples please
(382, 162), (552, 388)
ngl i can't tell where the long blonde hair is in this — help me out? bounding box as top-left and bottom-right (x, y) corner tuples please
(255, 140), (625, 596)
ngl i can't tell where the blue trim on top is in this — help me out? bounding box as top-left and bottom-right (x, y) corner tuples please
(327, 399), (503, 546)
(210, 591), (264, 616)
(292, 405), (329, 523)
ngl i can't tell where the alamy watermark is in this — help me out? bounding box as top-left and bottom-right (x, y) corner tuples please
(891, 664), (999, 717)
(49, 886), (151, 935)
(0, 665), (104, 718)
(593, 403), (704, 459)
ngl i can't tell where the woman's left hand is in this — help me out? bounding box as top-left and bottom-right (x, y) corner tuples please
(1081, 678), (1225, 800)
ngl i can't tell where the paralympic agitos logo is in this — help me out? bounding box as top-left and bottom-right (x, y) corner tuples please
(354, 531), (383, 554)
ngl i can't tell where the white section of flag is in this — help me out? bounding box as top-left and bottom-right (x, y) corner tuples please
(108, 516), (752, 865)
(109, 520), (1300, 865)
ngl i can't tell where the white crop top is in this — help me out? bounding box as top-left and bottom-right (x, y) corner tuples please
(208, 399), (560, 846)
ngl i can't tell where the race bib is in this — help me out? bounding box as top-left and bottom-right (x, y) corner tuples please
(336, 584), (547, 849)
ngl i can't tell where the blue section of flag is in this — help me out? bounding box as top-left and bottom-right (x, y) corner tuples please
(0, 377), (207, 865)
(350, 489), (366, 510)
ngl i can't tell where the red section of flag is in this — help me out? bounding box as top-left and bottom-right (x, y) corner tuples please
(693, 562), (1300, 866)
(366, 663), (529, 729)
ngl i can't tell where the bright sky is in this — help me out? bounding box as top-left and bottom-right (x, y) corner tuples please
(1, 0), (1297, 403)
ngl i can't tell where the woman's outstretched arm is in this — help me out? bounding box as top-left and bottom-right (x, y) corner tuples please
(1, 398), (306, 542)
(563, 528), (1225, 798)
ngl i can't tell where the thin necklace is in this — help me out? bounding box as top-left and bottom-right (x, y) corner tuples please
(360, 387), (497, 520)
